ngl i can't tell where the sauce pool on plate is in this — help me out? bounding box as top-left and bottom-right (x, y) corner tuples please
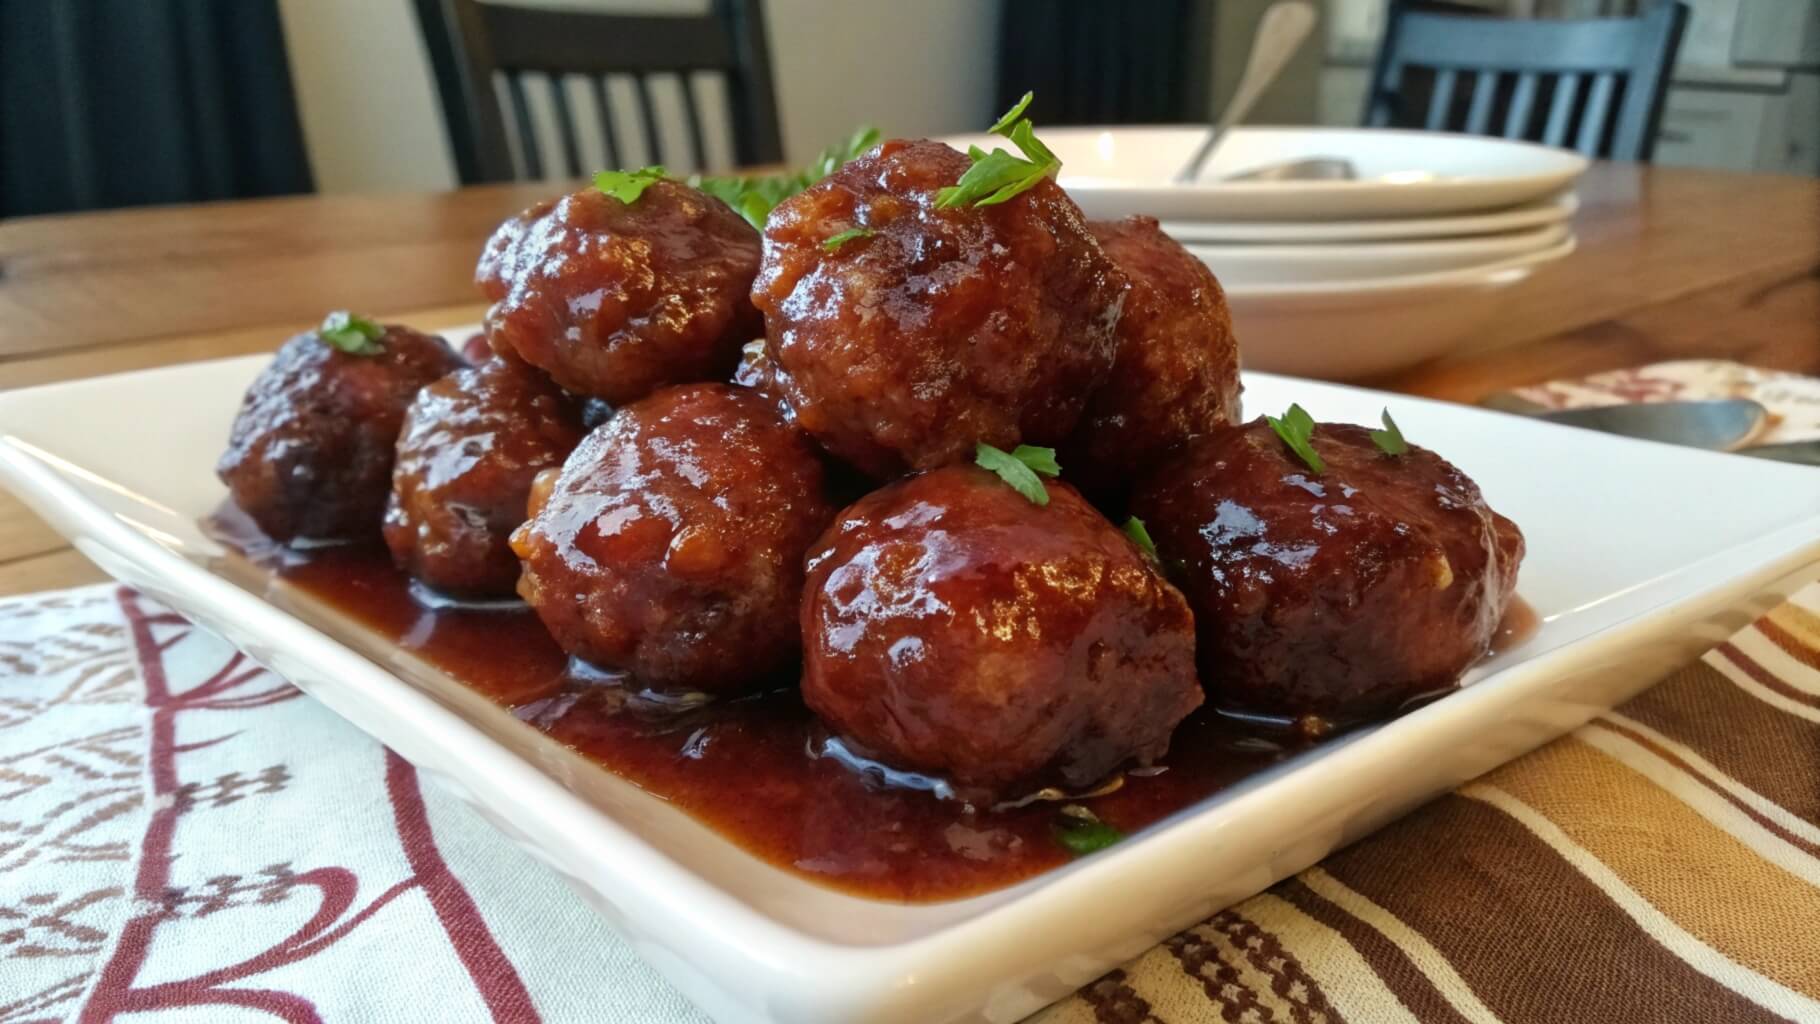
(204, 507), (1536, 902)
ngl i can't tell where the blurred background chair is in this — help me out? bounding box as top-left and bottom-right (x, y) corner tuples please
(1364, 1), (1689, 159)
(0, 0), (312, 217)
(995, 0), (1215, 125)
(412, 0), (782, 184)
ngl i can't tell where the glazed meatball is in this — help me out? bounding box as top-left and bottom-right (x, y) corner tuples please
(511, 383), (836, 693)
(383, 358), (585, 596)
(1061, 217), (1242, 494)
(477, 181), (763, 404)
(1132, 419), (1525, 727)
(218, 324), (462, 543)
(801, 466), (1203, 802)
(730, 337), (794, 424)
(753, 138), (1128, 477)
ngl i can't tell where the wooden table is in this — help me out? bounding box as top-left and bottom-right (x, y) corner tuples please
(1, 163), (1816, 596)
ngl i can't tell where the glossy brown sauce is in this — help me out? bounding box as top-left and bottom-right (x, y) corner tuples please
(207, 509), (1536, 902)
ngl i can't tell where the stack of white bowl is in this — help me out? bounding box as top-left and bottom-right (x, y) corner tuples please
(942, 126), (1586, 380)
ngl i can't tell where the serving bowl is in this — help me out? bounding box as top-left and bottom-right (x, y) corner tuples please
(938, 126), (1590, 221)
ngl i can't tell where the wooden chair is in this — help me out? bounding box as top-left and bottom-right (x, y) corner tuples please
(413, 0), (783, 184)
(1364, 2), (1688, 161)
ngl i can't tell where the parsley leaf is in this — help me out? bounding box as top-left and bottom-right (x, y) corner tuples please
(1266, 403), (1325, 474)
(318, 311), (385, 356)
(975, 442), (1061, 506)
(988, 91), (1034, 134)
(594, 165), (667, 204)
(1370, 408), (1409, 456)
(690, 125), (880, 229)
(936, 92), (1061, 209)
(1054, 805), (1123, 857)
(1123, 516), (1160, 563)
(821, 227), (875, 253)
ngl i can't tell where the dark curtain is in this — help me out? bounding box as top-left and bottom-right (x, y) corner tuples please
(996, 0), (1213, 125)
(1, 0), (313, 217)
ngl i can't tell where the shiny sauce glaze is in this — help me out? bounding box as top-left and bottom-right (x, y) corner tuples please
(207, 508), (1535, 902)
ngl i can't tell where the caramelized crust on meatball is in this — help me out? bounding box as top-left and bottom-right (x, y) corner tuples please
(383, 358), (585, 596)
(1062, 216), (1242, 495)
(1132, 419), (1524, 726)
(218, 325), (462, 543)
(801, 466), (1203, 801)
(753, 139), (1128, 477)
(511, 383), (837, 693)
(477, 181), (763, 404)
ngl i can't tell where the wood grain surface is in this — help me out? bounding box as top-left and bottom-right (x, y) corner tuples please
(1, 163), (1816, 595)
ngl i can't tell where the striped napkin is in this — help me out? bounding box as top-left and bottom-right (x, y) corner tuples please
(1032, 587), (1820, 1024)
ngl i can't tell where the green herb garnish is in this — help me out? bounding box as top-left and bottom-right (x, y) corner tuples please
(821, 227), (875, 253)
(975, 442), (1061, 506)
(1123, 516), (1160, 563)
(1266, 403), (1325, 475)
(594, 165), (668, 204)
(936, 91), (1061, 209)
(1054, 805), (1123, 857)
(690, 126), (881, 229)
(318, 311), (384, 356)
(1370, 408), (1409, 456)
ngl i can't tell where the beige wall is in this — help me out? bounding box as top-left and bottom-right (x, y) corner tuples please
(277, 0), (1001, 194)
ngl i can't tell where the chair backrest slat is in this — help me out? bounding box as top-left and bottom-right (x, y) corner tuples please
(547, 75), (583, 179)
(590, 75), (622, 170)
(1575, 71), (1618, 155)
(504, 71), (542, 180)
(1464, 70), (1498, 135)
(1543, 72), (1581, 148)
(1503, 71), (1539, 139)
(633, 73), (663, 167)
(679, 74), (709, 172)
(1424, 68), (1457, 131)
(413, 0), (781, 184)
(1363, 2), (1687, 161)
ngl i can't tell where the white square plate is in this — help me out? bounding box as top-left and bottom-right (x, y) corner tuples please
(2, 352), (1816, 1024)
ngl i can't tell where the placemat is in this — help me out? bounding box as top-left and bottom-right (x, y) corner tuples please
(2, 580), (1815, 1023)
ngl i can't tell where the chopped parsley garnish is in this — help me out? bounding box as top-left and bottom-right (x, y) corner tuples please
(1054, 805), (1123, 857)
(1123, 516), (1160, 563)
(593, 165), (667, 204)
(936, 91), (1061, 209)
(975, 442), (1061, 506)
(1370, 408), (1409, 456)
(318, 311), (384, 356)
(1266, 403), (1325, 475)
(821, 227), (875, 253)
(690, 125), (881, 229)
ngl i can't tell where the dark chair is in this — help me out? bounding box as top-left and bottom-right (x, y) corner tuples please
(413, 0), (782, 184)
(1364, 2), (1688, 161)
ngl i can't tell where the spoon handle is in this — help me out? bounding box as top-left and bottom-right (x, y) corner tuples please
(1175, 1), (1317, 184)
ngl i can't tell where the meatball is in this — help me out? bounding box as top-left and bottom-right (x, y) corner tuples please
(801, 466), (1203, 802)
(477, 181), (763, 404)
(511, 383), (836, 693)
(752, 138), (1128, 477)
(729, 337), (794, 424)
(218, 323), (462, 543)
(1132, 418), (1525, 727)
(383, 357), (585, 596)
(1061, 217), (1242, 495)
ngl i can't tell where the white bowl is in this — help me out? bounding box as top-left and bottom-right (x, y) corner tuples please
(1158, 192), (1578, 244)
(1225, 236), (1577, 379)
(939, 126), (1589, 221)
(1192, 223), (1572, 288)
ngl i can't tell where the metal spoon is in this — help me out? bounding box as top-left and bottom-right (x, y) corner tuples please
(1223, 156), (1358, 183)
(1174, 1), (1318, 185)
(1523, 399), (1769, 451)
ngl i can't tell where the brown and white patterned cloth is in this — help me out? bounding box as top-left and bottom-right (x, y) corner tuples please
(3, 579), (1817, 1023)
